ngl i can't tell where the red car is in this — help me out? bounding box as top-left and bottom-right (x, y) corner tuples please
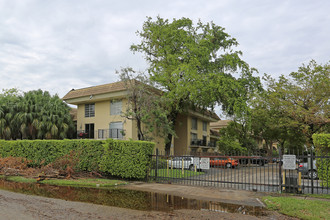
(210, 157), (239, 168)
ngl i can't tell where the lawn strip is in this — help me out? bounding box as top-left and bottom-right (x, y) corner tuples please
(1, 176), (127, 188)
(262, 196), (330, 220)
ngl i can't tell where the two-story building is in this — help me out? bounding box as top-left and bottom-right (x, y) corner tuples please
(63, 81), (220, 155)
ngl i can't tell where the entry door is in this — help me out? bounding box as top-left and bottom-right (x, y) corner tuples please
(85, 123), (94, 138)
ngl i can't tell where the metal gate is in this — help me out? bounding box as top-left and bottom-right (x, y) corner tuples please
(149, 149), (329, 194)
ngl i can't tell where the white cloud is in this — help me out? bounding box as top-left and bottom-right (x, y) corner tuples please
(0, 0), (329, 105)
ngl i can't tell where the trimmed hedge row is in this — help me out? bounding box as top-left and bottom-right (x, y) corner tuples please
(100, 139), (154, 179)
(0, 139), (154, 179)
(313, 133), (330, 186)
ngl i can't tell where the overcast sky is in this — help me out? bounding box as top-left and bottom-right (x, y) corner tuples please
(1, 0), (329, 116)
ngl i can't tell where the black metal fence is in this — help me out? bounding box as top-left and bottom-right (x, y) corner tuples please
(149, 149), (329, 194)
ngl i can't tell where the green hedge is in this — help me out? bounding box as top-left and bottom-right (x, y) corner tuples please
(100, 139), (154, 179)
(313, 134), (330, 186)
(0, 139), (104, 170)
(0, 139), (154, 179)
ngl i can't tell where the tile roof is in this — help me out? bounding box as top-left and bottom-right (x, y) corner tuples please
(62, 80), (219, 121)
(63, 81), (126, 100)
(210, 120), (232, 128)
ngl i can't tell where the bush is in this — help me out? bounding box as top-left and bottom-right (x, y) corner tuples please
(0, 139), (154, 179)
(0, 139), (104, 170)
(100, 139), (154, 179)
(313, 134), (330, 186)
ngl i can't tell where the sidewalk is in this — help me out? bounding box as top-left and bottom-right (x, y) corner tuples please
(123, 182), (266, 207)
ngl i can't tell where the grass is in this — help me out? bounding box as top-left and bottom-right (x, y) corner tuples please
(150, 168), (204, 178)
(1, 175), (127, 188)
(305, 194), (330, 200)
(262, 195), (330, 220)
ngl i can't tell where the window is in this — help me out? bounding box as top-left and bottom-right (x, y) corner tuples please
(98, 129), (105, 139)
(203, 121), (207, 132)
(191, 132), (197, 145)
(191, 132), (197, 141)
(85, 104), (95, 117)
(191, 117), (197, 130)
(109, 122), (123, 139)
(110, 100), (122, 115)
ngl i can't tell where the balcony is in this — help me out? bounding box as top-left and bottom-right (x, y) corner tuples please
(190, 139), (207, 147)
(77, 129), (125, 140)
(190, 139), (217, 148)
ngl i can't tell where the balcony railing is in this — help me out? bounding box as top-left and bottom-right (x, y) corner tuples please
(190, 139), (217, 148)
(77, 129), (125, 140)
(97, 129), (125, 140)
(191, 139), (207, 146)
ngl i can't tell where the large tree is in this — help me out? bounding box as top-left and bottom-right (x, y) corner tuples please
(264, 60), (330, 148)
(131, 17), (260, 154)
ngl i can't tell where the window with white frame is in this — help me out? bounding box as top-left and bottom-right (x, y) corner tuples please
(85, 103), (95, 117)
(110, 100), (122, 115)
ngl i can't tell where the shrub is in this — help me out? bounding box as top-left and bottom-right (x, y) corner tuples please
(0, 139), (155, 179)
(100, 139), (154, 179)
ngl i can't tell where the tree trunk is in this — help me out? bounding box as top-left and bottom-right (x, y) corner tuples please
(164, 110), (179, 155)
(136, 118), (144, 140)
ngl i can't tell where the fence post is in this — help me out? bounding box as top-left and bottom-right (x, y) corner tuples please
(279, 147), (282, 193)
(155, 148), (158, 181)
(310, 148), (314, 194)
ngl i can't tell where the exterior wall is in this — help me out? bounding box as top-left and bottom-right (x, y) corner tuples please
(173, 114), (213, 155)
(75, 98), (166, 152)
(76, 99), (133, 140)
(73, 93), (217, 155)
(187, 115), (210, 142)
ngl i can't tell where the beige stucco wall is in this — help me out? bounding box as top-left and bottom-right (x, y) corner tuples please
(74, 96), (215, 155)
(75, 98), (166, 152)
(76, 98), (135, 140)
(173, 114), (212, 155)
(187, 116), (210, 141)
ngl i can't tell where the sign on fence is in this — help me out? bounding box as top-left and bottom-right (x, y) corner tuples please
(200, 158), (210, 170)
(283, 154), (296, 170)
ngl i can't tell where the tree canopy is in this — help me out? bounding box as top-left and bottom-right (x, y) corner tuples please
(264, 60), (330, 147)
(0, 89), (75, 140)
(131, 17), (261, 153)
(217, 60), (329, 154)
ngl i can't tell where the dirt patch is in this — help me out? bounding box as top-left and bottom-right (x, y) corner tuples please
(0, 156), (103, 180)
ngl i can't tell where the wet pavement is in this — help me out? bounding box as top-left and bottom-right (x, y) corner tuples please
(0, 179), (266, 216)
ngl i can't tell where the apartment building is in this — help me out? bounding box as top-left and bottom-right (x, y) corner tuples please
(63, 81), (219, 154)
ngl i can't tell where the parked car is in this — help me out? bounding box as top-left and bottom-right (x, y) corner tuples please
(239, 156), (268, 166)
(298, 160), (317, 179)
(168, 156), (201, 171)
(210, 157), (239, 168)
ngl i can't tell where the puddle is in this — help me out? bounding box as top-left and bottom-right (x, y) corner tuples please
(0, 178), (266, 216)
